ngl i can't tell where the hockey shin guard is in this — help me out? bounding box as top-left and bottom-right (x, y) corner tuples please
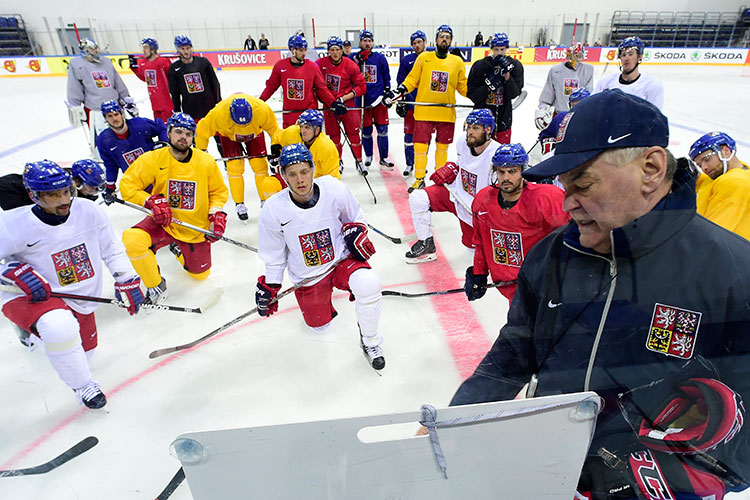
(414, 142), (429, 179)
(435, 142), (449, 169)
(362, 126), (374, 157)
(376, 124), (389, 159)
(404, 133), (414, 167)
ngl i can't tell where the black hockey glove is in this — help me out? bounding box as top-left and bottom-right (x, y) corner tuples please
(331, 98), (348, 116)
(384, 84), (407, 108)
(395, 102), (408, 118)
(484, 67), (503, 93)
(464, 266), (488, 301)
(128, 54), (138, 69)
(493, 54), (515, 76)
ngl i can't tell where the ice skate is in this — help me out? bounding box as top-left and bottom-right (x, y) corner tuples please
(75, 381), (107, 409)
(235, 202), (249, 221)
(360, 334), (385, 371)
(405, 236), (437, 264)
(407, 177), (425, 193)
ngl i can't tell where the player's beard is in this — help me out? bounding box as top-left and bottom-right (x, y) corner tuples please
(436, 39), (450, 55)
(170, 138), (191, 153)
(500, 178), (522, 196)
(467, 130), (488, 148)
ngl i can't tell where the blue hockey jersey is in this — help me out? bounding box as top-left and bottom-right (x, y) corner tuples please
(96, 117), (168, 185)
(350, 50), (390, 107)
(396, 52), (419, 111)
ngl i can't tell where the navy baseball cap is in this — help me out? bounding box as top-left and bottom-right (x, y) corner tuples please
(343, 40), (352, 46)
(523, 89), (669, 181)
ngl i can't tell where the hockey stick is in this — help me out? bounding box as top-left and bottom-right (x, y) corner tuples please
(512, 90), (528, 110)
(155, 467), (185, 500)
(336, 117), (377, 204)
(213, 153), (270, 163)
(367, 224), (416, 244)
(0, 436), (98, 478)
(148, 258), (345, 359)
(0, 285), (222, 314)
(112, 197), (258, 253)
(382, 280), (516, 298)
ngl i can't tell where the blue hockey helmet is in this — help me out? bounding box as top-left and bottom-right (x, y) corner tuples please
(100, 99), (123, 116)
(288, 35), (308, 50)
(141, 37), (158, 51)
(279, 143), (315, 172)
(79, 39), (100, 62)
(71, 159), (106, 191)
(490, 32), (510, 48)
(297, 109), (324, 129)
(174, 35), (192, 48)
(359, 30), (374, 41)
(465, 108), (496, 133)
(23, 160), (73, 195)
(410, 30), (427, 44)
(435, 25), (453, 38)
(327, 36), (343, 50)
(166, 112), (196, 132)
(492, 143), (529, 168)
(229, 97), (252, 125)
(568, 88), (591, 105)
(690, 132), (736, 160)
(618, 36), (644, 56)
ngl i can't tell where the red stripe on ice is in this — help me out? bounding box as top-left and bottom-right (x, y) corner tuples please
(378, 166), (491, 379)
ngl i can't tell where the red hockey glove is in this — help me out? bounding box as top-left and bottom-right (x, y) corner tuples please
(144, 194), (172, 227)
(255, 276), (281, 317)
(2, 262), (50, 303)
(429, 162), (459, 185)
(114, 277), (144, 315)
(207, 211), (227, 242)
(341, 222), (376, 262)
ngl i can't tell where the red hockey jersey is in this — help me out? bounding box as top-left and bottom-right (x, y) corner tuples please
(315, 56), (367, 106)
(260, 58), (336, 111)
(472, 182), (569, 301)
(131, 55), (173, 112)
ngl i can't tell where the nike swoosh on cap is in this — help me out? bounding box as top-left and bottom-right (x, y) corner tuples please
(607, 133), (632, 144)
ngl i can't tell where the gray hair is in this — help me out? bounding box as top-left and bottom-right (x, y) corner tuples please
(599, 146), (677, 180)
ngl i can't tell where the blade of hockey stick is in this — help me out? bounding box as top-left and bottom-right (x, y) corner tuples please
(155, 467), (186, 500)
(512, 90), (528, 110)
(381, 280), (517, 298)
(367, 224), (416, 244)
(0, 436), (98, 477)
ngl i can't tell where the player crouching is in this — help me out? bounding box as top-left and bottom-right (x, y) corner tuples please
(256, 143), (385, 370)
(120, 112), (229, 305)
(0, 161), (143, 409)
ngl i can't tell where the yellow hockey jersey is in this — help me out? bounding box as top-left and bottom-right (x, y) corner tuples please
(195, 93), (281, 151)
(120, 147), (229, 243)
(275, 125), (341, 180)
(696, 162), (750, 240)
(402, 52), (468, 123)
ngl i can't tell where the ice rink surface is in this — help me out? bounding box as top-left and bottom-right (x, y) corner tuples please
(0, 62), (749, 499)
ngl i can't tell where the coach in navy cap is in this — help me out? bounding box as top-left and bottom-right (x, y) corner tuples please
(449, 88), (750, 498)
(524, 89), (673, 253)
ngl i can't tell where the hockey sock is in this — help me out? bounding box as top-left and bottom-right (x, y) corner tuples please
(375, 124), (389, 159)
(227, 159), (247, 203)
(362, 126), (374, 157)
(404, 133), (414, 166)
(122, 228), (163, 288)
(38, 309), (92, 390)
(349, 268), (383, 347)
(435, 142), (449, 169)
(348, 133), (363, 160)
(414, 142), (429, 179)
(408, 189), (433, 241)
(260, 175), (283, 199)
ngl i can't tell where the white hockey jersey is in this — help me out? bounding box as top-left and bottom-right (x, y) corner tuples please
(594, 72), (664, 110)
(449, 138), (501, 226)
(0, 198), (137, 314)
(258, 176), (366, 285)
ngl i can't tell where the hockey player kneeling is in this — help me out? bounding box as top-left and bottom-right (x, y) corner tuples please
(256, 143), (385, 370)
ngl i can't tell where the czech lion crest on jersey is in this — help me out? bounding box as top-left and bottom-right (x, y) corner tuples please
(646, 303), (701, 359)
(168, 179), (196, 210)
(91, 71), (111, 88)
(122, 147), (145, 166)
(326, 73), (341, 94)
(299, 228), (335, 267)
(184, 73), (204, 93)
(461, 169), (478, 196)
(52, 243), (95, 286)
(486, 87), (504, 105)
(430, 70), (449, 93)
(491, 229), (523, 267)
(363, 65), (378, 84)
(287, 78), (305, 100)
(145, 69), (157, 87)
(563, 78), (579, 96)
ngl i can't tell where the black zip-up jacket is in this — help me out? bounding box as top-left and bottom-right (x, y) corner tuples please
(452, 168), (750, 492)
(467, 56), (524, 132)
